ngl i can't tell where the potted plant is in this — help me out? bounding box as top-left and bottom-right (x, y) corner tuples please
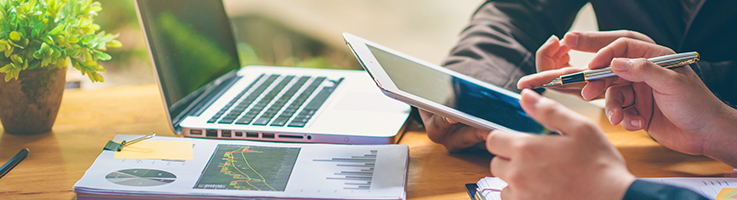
(0, 0), (120, 135)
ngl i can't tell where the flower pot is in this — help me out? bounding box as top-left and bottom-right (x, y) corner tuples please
(0, 66), (66, 135)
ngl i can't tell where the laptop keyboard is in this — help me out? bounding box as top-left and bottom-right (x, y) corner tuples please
(208, 73), (342, 128)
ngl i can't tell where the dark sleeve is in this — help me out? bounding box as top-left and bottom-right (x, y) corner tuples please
(623, 180), (708, 200)
(691, 61), (737, 108)
(441, 0), (588, 92)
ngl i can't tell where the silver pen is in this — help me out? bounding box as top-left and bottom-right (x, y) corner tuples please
(542, 51), (700, 87)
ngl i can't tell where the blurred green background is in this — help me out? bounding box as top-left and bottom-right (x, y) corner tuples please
(80, 0), (596, 89)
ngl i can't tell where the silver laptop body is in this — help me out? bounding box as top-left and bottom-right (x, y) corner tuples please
(134, 0), (411, 144)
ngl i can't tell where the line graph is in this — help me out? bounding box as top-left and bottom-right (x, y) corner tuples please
(194, 144), (300, 191)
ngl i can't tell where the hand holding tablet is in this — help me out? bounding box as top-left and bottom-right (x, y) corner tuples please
(343, 33), (552, 135)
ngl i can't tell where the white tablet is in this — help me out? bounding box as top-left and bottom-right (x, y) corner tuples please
(343, 33), (551, 134)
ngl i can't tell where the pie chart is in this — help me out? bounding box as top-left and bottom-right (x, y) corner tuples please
(106, 169), (176, 186)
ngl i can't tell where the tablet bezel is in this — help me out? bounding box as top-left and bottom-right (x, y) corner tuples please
(343, 33), (544, 133)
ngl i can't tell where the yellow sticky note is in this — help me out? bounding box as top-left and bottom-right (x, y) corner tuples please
(114, 141), (193, 161)
(717, 188), (737, 200)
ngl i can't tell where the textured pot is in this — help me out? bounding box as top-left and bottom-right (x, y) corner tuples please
(0, 67), (66, 135)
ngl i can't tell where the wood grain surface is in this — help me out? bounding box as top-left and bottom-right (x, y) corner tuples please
(0, 84), (733, 200)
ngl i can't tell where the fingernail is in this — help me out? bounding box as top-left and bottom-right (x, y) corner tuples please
(566, 32), (579, 48)
(606, 109), (613, 119)
(611, 59), (631, 71)
(630, 119), (641, 129)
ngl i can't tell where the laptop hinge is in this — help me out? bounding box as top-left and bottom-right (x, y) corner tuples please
(172, 72), (242, 130)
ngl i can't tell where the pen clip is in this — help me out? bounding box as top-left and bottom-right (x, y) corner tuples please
(103, 132), (157, 152)
(662, 57), (699, 69)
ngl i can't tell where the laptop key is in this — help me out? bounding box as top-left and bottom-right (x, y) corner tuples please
(209, 74), (266, 123)
(252, 118), (271, 126)
(270, 117), (290, 126)
(217, 74), (279, 124)
(287, 122), (306, 127)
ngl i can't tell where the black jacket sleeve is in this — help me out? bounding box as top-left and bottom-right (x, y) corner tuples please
(441, 0), (587, 92)
(623, 180), (708, 200)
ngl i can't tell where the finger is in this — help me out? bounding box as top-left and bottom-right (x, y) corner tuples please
(419, 109), (454, 142)
(610, 58), (684, 94)
(620, 106), (645, 131)
(554, 40), (571, 59)
(537, 35), (562, 59)
(536, 35), (568, 73)
(446, 127), (489, 152)
(588, 38), (674, 70)
(420, 109), (489, 152)
(490, 155), (511, 178)
(580, 77), (617, 100)
(604, 85), (635, 125)
(519, 89), (597, 137)
(563, 30), (655, 53)
(517, 66), (586, 89)
(486, 130), (529, 158)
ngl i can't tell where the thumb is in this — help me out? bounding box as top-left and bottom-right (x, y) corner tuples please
(610, 58), (683, 92)
(519, 89), (597, 137)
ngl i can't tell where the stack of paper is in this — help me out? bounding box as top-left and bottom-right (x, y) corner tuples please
(74, 135), (409, 200)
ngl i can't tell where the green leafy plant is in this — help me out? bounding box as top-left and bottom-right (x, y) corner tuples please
(0, 0), (121, 82)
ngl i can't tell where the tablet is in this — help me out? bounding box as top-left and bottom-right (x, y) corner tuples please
(343, 33), (551, 134)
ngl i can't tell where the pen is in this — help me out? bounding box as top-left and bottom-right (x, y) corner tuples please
(542, 51), (700, 87)
(0, 148), (29, 179)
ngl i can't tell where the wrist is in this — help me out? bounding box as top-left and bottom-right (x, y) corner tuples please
(703, 103), (737, 167)
(609, 171), (636, 200)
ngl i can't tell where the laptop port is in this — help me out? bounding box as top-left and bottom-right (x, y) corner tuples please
(262, 133), (275, 139)
(190, 129), (202, 135)
(278, 134), (303, 139)
(235, 131), (243, 137)
(206, 129), (218, 137)
(222, 130), (232, 137)
(246, 132), (259, 138)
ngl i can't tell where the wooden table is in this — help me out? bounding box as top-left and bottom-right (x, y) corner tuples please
(0, 84), (734, 199)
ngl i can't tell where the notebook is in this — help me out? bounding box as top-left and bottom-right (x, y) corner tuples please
(134, 0), (411, 144)
(74, 134), (409, 199)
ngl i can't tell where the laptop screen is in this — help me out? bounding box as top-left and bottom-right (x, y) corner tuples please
(136, 0), (240, 118)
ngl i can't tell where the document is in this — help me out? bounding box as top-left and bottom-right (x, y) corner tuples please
(75, 134), (409, 200)
(471, 177), (737, 200)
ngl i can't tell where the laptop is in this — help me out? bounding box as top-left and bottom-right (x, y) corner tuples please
(134, 0), (411, 144)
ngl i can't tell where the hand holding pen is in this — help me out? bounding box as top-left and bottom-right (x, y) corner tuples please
(541, 52), (699, 87)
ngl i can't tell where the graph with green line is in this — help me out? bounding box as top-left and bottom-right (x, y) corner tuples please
(194, 144), (300, 191)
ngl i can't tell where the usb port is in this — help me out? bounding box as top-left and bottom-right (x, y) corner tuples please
(206, 129), (218, 137)
(190, 129), (202, 135)
(246, 132), (259, 138)
(262, 133), (275, 139)
(235, 131), (243, 137)
(222, 130), (232, 137)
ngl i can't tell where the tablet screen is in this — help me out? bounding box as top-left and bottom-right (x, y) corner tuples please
(367, 45), (546, 134)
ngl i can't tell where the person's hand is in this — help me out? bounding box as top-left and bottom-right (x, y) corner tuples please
(486, 89), (635, 200)
(585, 38), (737, 166)
(418, 109), (488, 152)
(518, 30), (655, 100)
